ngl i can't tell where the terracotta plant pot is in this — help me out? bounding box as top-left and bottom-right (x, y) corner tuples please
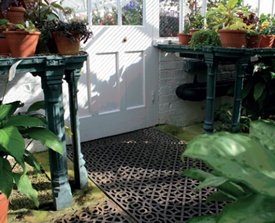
(3, 31), (41, 57)
(260, 35), (275, 48)
(273, 35), (275, 48)
(218, 29), (247, 48)
(52, 32), (81, 55)
(246, 34), (262, 48)
(0, 194), (9, 223)
(178, 33), (191, 45)
(6, 6), (26, 23)
(0, 37), (11, 55)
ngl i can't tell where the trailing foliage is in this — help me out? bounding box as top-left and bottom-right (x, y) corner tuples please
(181, 119), (275, 223)
(44, 19), (93, 43)
(0, 100), (63, 207)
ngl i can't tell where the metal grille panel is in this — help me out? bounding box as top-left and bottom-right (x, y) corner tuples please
(66, 128), (223, 222)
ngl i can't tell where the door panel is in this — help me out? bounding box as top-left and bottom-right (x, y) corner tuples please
(93, 53), (120, 115)
(124, 51), (145, 109)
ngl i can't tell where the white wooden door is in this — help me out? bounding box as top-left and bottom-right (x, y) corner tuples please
(72, 0), (159, 142)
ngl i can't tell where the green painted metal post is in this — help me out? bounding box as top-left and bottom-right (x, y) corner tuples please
(64, 69), (88, 189)
(203, 54), (218, 134)
(231, 56), (250, 132)
(41, 62), (73, 210)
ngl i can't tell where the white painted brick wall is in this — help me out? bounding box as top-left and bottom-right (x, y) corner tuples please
(158, 51), (235, 127)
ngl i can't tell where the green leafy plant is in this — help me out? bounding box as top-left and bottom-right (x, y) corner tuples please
(189, 29), (221, 49)
(182, 23), (191, 34)
(5, 20), (38, 32)
(242, 59), (275, 119)
(0, 18), (8, 37)
(0, 76), (63, 209)
(0, 19), (8, 28)
(214, 103), (254, 133)
(181, 119), (275, 222)
(25, 0), (64, 25)
(0, 100), (63, 207)
(190, 14), (205, 30)
(259, 13), (275, 35)
(206, 0), (250, 31)
(44, 19), (93, 43)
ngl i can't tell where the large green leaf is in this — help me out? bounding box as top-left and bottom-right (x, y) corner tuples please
(242, 82), (253, 99)
(217, 194), (275, 223)
(249, 120), (275, 152)
(227, 0), (238, 10)
(182, 168), (246, 199)
(206, 191), (236, 203)
(0, 126), (25, 163)
(182, 133), (275, 197)
(23, 150), (41, 171)
(24, 127), (63, 155)
(3, 115), (47, 128)
(196, 175), (228, 191)
(0, 101), (22, 121)
(26, 101), (45, 114)
(13, 173), (39, 207)
(50, 2), (64, 10)
(253, 82), (266, 101)
(0, 157), (13, 198)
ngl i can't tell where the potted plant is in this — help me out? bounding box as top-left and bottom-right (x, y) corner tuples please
(189, 14), (205, 35)
(24, 0), (64, 53)
(43, 19), (93, 55)
(206, 0), (251, 48)
(246, 29), (262, 48)
(258, 13), (275, 48)
(3, 20), (41, 57)
(182, 119), (275, 222)
(0, 99), (63, 219)
(189, 29), (221, 49)
(0, 0), (26, 23)
(25, 0), (63, 25)
(0, 19), (10, 55)
(238, 11), (262, 48)
(178, 0), (204, 45)
(178, 23), (191, 45)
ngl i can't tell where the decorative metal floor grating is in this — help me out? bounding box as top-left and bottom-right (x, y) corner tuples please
(65, 128), (224, 223)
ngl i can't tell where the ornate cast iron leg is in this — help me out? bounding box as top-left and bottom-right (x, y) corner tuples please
(203, 55), (218, 134)
(64, 69), (88, 189)
(41, 66), (73, 210)
(231, 57), (249, 132)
